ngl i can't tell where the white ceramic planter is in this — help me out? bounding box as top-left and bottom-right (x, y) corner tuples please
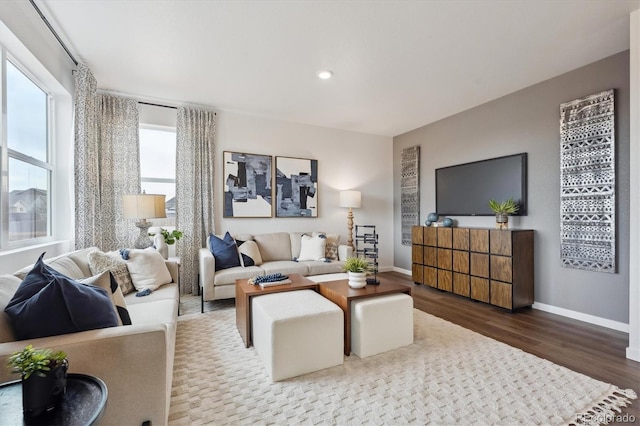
(348, 271), (367, 288)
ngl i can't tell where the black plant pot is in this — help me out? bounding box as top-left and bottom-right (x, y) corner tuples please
(22, 359), (68, 420)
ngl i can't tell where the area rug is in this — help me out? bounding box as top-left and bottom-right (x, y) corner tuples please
(168, 308), (636, 425)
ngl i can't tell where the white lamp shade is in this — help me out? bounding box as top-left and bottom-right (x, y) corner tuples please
(123, 194), (167, 220)
(339, 190), (361, 209)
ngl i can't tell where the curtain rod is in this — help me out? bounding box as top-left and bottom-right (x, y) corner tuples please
(29, 0), (78, 67)
(138, 101), (217, 115)
(139, 101), (177, 110)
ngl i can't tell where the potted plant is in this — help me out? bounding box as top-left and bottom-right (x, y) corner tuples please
(342, 257), (371, 288)
(150, 228), (184, 259)
(7, 345), (68, 418)
(488, 198), (519, 229)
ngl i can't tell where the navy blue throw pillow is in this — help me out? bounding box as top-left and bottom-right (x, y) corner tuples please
(4, 253), (119, 340)
(209, 232), (241, 271)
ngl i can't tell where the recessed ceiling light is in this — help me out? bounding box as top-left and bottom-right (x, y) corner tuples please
(318, 70), (333, 80)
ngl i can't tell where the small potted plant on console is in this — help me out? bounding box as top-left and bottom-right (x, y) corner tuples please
(343, 257), (371, 288)
(488, 198), (519, 229)
(7, 345), (68, 419)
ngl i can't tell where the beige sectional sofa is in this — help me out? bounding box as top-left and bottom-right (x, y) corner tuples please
(199, 231), (352, 309)
(0, 247), (179, 426)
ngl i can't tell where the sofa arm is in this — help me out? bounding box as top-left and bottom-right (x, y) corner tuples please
(338, 244), (353, 261)
(165, 259), (179, 285)
(0, 324), (171, 425)
(199, 247), (216, 292)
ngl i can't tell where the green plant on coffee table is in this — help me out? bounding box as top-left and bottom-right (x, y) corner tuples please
(7, 345), (67, 380)
(156, 229), (184, 245)
(488, 198), (519, 215)
(342, 257), (371, 273)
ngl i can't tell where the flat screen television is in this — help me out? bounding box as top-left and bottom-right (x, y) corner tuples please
(435, 153), (527, 216)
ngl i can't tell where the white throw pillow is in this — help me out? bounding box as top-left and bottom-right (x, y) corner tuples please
(125, 249), (172, 292)
(297, 235), (326, 261)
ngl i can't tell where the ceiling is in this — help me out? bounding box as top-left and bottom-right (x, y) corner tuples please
(37, 0), (639, 137)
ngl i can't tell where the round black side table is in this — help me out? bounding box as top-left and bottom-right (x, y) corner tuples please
(0, 373), (108, 426)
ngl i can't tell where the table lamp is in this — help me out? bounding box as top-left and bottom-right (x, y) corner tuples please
(339, 190), (361, 249)
(123, 192), (167, 249)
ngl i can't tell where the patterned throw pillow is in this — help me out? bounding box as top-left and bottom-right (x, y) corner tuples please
(79, 271), (132, 326)
(313, 232), (341, 260)
(87, 250), (135, 295)
(237, 240), (263, 267)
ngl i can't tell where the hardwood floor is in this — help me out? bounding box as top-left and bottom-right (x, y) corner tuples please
(192, 271), (639, 423)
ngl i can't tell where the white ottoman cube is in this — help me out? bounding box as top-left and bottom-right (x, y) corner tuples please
(252, 290), (343, 382)
(351, 293), (414, 358)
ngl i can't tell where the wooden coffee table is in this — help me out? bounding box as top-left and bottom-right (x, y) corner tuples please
(235, 273), (318, 347)
(318, 279), (412, 355)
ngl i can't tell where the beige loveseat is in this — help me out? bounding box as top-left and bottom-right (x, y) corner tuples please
(199, 231), (352, 310)
(0, 247), (179, 426)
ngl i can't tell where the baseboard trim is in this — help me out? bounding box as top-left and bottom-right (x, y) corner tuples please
(626, 346), (640, 362)
(387, 268), (629, 334)
(393, 267), (412, 276)
(533, 302), (629, 333)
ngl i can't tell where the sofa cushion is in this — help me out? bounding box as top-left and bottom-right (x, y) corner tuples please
(304, 260), (346, 276)
(125, 249), (172, 292)
(237, 240), (262, 267)
(88, 250), (136, 295)
(0, 275), (21, 343)
(13, 255), (85, 281)
(289, 232), (306, 259)
(79, 271), (132, 326)
(127, 299), (176, 326)
(297, 235), (326, 261)
(253, 232), (292, 262)
(209, 232), (242, 271)
(260, 260), (309, 276)
(213, 266), (264, 286)
(46, 257), (86, 279)
(124, 283), (178, 305)
(4, 253), (119, 340)
(67, 247), (98, 277)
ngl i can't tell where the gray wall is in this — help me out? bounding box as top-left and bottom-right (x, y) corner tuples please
(393, 51), (630, 323)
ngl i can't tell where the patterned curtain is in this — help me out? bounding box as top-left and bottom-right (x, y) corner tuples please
(74, 64), (100, 249)
(176, 107), (216, 294)
(74, 64), (140, 250)
(97, 94), (141, 250)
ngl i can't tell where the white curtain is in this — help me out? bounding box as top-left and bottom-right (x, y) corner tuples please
(74, 64), (140, 250)
(176, 107), (216, 294)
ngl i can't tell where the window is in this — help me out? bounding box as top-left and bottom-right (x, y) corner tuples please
(1, 57), (53, 246)
(139, 126), (176, 223)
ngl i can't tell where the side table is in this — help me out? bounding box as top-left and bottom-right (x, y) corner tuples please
(168, 256), (181, 315)
(0, 373), (108, 426)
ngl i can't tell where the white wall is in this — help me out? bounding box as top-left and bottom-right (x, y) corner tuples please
(215, 111), (394, 269)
